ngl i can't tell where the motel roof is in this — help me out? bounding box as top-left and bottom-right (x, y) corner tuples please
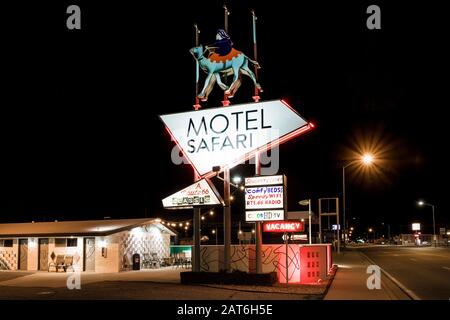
(0, 218), (177, 238)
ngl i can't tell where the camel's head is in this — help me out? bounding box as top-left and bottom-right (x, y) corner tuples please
(189, 45), (204, 60)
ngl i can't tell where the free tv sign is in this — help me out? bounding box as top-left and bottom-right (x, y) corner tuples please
(160, 100), (313, 177)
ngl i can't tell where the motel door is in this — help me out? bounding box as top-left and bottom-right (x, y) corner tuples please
(18, 239), (28, 270)
(38, 239), (49, 271)
(84, 238), (95, 272)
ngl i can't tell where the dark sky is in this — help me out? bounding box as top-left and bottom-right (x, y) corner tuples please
(1, 1), (448, 237)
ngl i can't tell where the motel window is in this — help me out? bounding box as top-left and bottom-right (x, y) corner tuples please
(67, 238), (78, 247)
(55, 238), (66, 247)
(0, 239), (13, 247)
(55, 238), (78, 247)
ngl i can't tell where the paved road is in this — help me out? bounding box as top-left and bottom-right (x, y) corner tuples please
(359, 246), (450, 300)
(0, 269), (322, 300)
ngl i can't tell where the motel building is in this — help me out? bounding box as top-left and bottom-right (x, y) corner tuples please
(0, 218), (176, 272)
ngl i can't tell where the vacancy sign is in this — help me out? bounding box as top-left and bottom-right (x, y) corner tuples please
(263, 221), (304, 233)
(160, 100), (313, 177)
(162, 178), (223, 209)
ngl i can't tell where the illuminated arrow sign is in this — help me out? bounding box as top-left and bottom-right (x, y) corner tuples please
(160, 100), (314, 177)
(162, 178), (224, 209)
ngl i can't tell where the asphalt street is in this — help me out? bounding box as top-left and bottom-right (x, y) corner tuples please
(359, 246), (450, 300)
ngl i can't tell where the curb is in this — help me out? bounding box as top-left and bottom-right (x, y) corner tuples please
(321, 265), (338, 299)
(359, 251), (420, 300)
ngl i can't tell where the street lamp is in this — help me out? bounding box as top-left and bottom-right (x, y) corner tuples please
(232, 176), (242, 185)
(342, 153), (374, 248)
(417, 200), (437, 247)
(299, 199), (312, 244)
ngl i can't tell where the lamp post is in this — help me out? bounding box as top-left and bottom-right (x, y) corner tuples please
(342, 153), (374, 249)
(418, 201), (436, 247)
(299, 199), (312, 244)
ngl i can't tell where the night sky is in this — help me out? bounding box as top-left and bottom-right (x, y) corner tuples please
(2, 1), (448, 238)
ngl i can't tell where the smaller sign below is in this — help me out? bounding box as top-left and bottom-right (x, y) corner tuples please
(282, 234), (308, 241)
(264, 221), (304, 233)
(412, 223), (421, 231)
(162, 178), (223, 209)
(246, 210), (284, 222)
(245, 175), (284, 187)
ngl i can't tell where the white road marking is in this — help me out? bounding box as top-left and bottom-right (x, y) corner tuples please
(442, 267), (450, 271)
(409, 258), (417, 261)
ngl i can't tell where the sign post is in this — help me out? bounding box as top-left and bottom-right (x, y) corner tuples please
(255, 152), (262, 274)
(223, 167), (231, 272)
(285, 231), (288, 285)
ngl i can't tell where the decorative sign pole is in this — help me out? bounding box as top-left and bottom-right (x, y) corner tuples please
(251, 10), (261, 103)
(222, 5), (230, 107)
(193, 24), (201, 111)
(193, 23), (201, 272)
(252, 9), (263, 274)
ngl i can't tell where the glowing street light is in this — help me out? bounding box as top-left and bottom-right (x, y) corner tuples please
(342, 153), (375, 248)
(417, 200), (437, 247)
(210, 210), (214, 216)
(362, 153), (374, 165)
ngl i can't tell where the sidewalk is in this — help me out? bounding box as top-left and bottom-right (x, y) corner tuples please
(324, 249), (410, 300)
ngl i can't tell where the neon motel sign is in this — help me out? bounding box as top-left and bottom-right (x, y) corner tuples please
(160, 100), (314, 177)
(263, 221), (304, 233)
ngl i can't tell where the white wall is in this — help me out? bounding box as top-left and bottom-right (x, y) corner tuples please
(94, 235), (120, 273)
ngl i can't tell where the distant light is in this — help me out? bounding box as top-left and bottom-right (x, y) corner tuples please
(350, 227), (354, 231)
(301, 219), (305, 222)
(201, 216), (205, 220)
(184, 226), (188, 230)
(362, 154), (374, 165)
(210, 210), (214, 216)
(240, 185), (245, 191)
(239, 230), (243, 234)
(368, 228), (373, 232)
(155, 218), (161, 223)
(161, 221), (165, 225)
(252, 229), (255, 234)
(179, 223), (183, 227)
(232, 176), (242, 184)
(230, 196), (234, 201)
(212, 230), (216, 234)
(418, 201), (424, 206)
(186, 222), (190, 226)
(171, 223), (176, 227)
